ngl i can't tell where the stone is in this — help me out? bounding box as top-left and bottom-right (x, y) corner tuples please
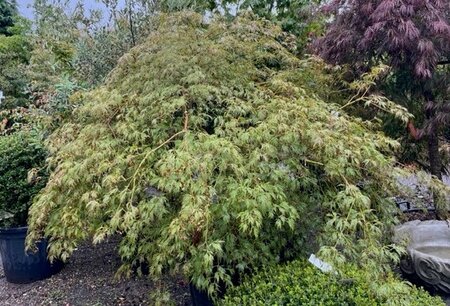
(0, 210), (13, 222)
(394, 220), (450, 293)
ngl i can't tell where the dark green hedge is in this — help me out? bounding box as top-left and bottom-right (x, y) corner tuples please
(222, 259), (444, 306)
(0, 131), (48, 227)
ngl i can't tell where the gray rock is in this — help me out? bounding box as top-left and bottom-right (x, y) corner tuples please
(144, 186), (163, 198)
(395, 220), (450, 293)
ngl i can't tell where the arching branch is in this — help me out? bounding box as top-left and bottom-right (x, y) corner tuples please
(407, 120), (422, 140)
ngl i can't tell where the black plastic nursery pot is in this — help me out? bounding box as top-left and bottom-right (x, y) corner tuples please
(190, 275), (239, 306)
(190, 284), (215, 306)
(0, 226), (63, 284)
(190, 268), (244, 305)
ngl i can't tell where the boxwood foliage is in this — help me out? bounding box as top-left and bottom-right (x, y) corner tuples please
(222, 259), (445, 306)
(26, 12), (425, 296)
(0, 131), (48, 227)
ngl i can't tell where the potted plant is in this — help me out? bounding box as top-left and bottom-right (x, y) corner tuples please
(0, 130), (62, 284)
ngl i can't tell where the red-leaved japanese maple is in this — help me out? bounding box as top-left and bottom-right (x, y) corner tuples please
(315, 0), (450, 178)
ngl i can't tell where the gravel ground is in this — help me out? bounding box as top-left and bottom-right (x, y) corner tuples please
(0, 236), (449, 306)
(0, 239), (191, 306)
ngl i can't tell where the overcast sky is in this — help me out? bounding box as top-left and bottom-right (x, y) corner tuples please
(18, 0), (115, 19)
(18, 0), (33, 18)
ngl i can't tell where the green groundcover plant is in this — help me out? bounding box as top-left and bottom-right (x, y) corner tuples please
(0, 130), (48, 227)
(222, 259), (445, 306)
(26, 12), (448, 299)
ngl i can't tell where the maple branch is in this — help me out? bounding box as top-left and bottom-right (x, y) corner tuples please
(407, 120), (422, 140)
(128, 107), (189, 205)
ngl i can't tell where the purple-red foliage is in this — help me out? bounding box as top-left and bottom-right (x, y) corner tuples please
(316, 0), (450, 79)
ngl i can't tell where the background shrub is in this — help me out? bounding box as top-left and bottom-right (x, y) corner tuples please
(0, 131), (48, 227)
(222, 259), (445, 306)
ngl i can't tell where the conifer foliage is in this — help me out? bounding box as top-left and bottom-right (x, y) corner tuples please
(0, 0), (17, 36)
(28, 12), (410, 297)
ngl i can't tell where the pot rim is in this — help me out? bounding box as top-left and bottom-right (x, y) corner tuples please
(0, 226), (28, 235)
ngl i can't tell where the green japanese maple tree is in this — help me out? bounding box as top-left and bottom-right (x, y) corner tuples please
(26, 12), (446, 299)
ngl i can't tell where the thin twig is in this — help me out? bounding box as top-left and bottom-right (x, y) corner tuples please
(339, 87), (370, 110)
(128, 108), (189, 205)
(303, 159), (324, 166)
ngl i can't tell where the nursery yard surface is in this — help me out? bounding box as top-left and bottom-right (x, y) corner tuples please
(0, 237), (449, 305)
(0, 238), (191, 306)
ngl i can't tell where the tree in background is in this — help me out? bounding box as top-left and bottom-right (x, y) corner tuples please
(3, 0), (167, 133)
(174, 0), (324, 51)
(31, 0), (160, 90)
(26, 1), (134, 129)
(0, 18), (32, 110)
(235, 0), (323, 51)
(73, 0), (159, 87)
(315, 0), (450, 178)
(0, 0), (17, 36)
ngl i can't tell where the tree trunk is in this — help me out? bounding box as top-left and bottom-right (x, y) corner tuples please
(424, 90), (442, 180)
(127, 4), (136, 47)
(427, 125), (442, 179)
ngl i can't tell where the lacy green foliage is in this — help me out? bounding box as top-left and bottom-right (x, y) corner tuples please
(222, 259), (445, 306)
(0, 130), (48, 227)
(345, 65), (413, 124)
(318, 63), (414, 125)
(28, 12), (408, 296)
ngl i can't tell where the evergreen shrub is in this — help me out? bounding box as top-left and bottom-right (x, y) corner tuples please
(222, 259), (445, 306)
(0, 131), (48, 227)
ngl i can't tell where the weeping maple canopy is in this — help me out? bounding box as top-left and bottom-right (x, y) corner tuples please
(28, 12), (409, 295)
